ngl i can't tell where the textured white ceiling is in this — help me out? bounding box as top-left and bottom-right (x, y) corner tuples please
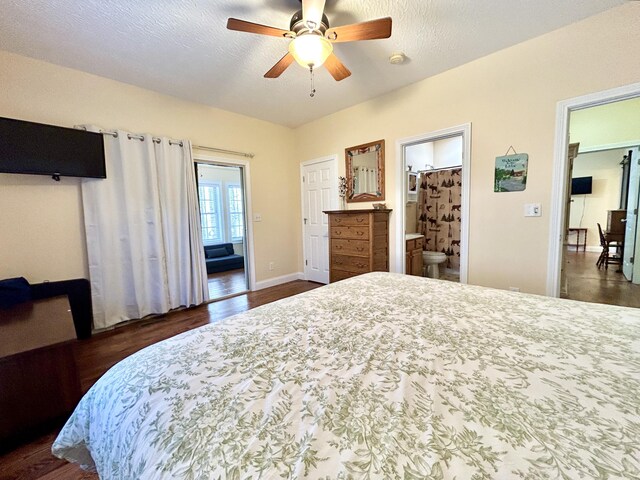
(0, 0), (627, 127)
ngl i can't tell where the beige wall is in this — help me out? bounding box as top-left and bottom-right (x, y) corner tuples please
(0, 51), (298, 284)
(569, 149), (624, 249)
(295, 4), (640, 294)
(570, 97), (640, 151)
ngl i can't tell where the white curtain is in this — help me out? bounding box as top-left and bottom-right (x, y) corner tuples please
(367, 168), (377, 193)
(81, 128), (209, 329)
(354, 167), (377, 194)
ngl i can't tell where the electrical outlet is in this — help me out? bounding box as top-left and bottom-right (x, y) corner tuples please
(254, 213), (262, 222)
(268, 262), (275, 271)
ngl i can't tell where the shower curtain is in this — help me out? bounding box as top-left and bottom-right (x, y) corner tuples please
(81, 127), (209, 329)
(417, 168), (462, 270)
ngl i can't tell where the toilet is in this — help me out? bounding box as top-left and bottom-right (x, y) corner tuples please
(422, 251), (448, 279)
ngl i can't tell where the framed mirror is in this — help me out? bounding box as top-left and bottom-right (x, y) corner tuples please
(345, 139), (385, 203)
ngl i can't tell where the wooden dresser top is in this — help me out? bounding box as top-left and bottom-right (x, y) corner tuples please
(323, 209), (392, 214)
(0, 295), (75, 358)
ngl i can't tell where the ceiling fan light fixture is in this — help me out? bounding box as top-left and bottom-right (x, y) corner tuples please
(288, 34), (333, 69)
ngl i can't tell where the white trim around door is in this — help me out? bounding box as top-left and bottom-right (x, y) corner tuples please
(194, 153), (257, 292)
(395, 124), (471, 283)
(300, 154), (339, 283)
(546, 81), (640, 297)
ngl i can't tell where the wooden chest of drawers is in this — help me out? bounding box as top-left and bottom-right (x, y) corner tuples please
(324, 209), (392, 283)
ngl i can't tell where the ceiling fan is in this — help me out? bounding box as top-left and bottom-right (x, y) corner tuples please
(227, 0), (392, 91)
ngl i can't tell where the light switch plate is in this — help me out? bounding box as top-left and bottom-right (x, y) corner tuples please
(524, 203), (542, 217)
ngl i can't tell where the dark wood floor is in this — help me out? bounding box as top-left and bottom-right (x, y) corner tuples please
(207, 268), (247, 299)
(563, 249), (640, 308)
(0, 279), (321, 480)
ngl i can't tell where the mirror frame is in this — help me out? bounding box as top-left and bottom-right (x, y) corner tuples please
(345, 139), (385, 203)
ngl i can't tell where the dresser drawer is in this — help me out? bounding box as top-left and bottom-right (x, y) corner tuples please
(330, 226), (369, 240)
(329, 213), (369, 227)
(330, 269), (360, 282)
(331, 254), (370, 273)
(325, 210), (390, 284)
(331, 239), (369, 256)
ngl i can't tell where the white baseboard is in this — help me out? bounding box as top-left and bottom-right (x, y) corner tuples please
(254, 272), (305, 291)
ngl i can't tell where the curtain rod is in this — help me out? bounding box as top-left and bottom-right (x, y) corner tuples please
(417, 165), (462, 173)
(192, 145), (254, 159)
(74, 126), (254, 159)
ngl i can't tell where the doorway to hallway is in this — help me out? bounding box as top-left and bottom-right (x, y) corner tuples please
(548, 83), (640, 307)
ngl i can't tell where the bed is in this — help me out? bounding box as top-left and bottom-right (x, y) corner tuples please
(53, 272), (640, 478)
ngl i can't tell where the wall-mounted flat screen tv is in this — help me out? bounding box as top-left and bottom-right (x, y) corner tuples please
(0, 116), (106, 180)
(571, 176), (592, 195)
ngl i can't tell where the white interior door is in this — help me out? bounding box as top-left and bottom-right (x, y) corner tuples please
(623, 147), (640, 281)
(302, 158), (337, 283)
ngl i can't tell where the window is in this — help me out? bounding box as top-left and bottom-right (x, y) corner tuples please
(198, 181), (245, 245)
(227, 185), (244, 241)
(199, 183), (223, 244)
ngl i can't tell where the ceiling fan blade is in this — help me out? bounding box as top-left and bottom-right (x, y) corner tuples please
(227, 18), (291, 38)
(326, 17), (392, 43)
(264, 53), (295, 78)
(302, 0), (326, 28)
(324, 53), (351, 81)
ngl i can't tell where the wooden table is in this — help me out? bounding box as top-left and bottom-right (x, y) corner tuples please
(567, 227), (588, 252)
(0, 296), (81, 449)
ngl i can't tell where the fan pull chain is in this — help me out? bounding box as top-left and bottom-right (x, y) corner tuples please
(309, 66), (316, 98)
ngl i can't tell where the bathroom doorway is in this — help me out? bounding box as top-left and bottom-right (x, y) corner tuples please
(395, 124), (471, 283)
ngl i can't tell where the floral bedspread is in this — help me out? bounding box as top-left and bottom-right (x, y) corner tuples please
(53, 272), (640, 479)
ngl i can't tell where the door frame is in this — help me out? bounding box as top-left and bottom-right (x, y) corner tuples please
(622, 146), (640, 282)
(546, 81), (640, 296)
(395, 123), (471, 283)
(300, 154), (339, 282)
(194, 153), (256, 292)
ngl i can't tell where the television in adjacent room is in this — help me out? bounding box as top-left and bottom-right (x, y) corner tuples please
(571, 176), (592, 195)
(0, 116), (106, 180)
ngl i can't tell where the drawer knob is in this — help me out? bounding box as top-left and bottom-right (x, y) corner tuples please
(356, 218), (364, 223)
(357, 231), (363, 236)
(336, 245), (342, 250)
(356, 247), (364, 252)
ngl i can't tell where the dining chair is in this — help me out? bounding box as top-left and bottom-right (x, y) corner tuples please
(596, 223), (622, 270)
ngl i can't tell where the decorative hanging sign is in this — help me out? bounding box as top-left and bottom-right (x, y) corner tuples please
(494, 149), (528, 192)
